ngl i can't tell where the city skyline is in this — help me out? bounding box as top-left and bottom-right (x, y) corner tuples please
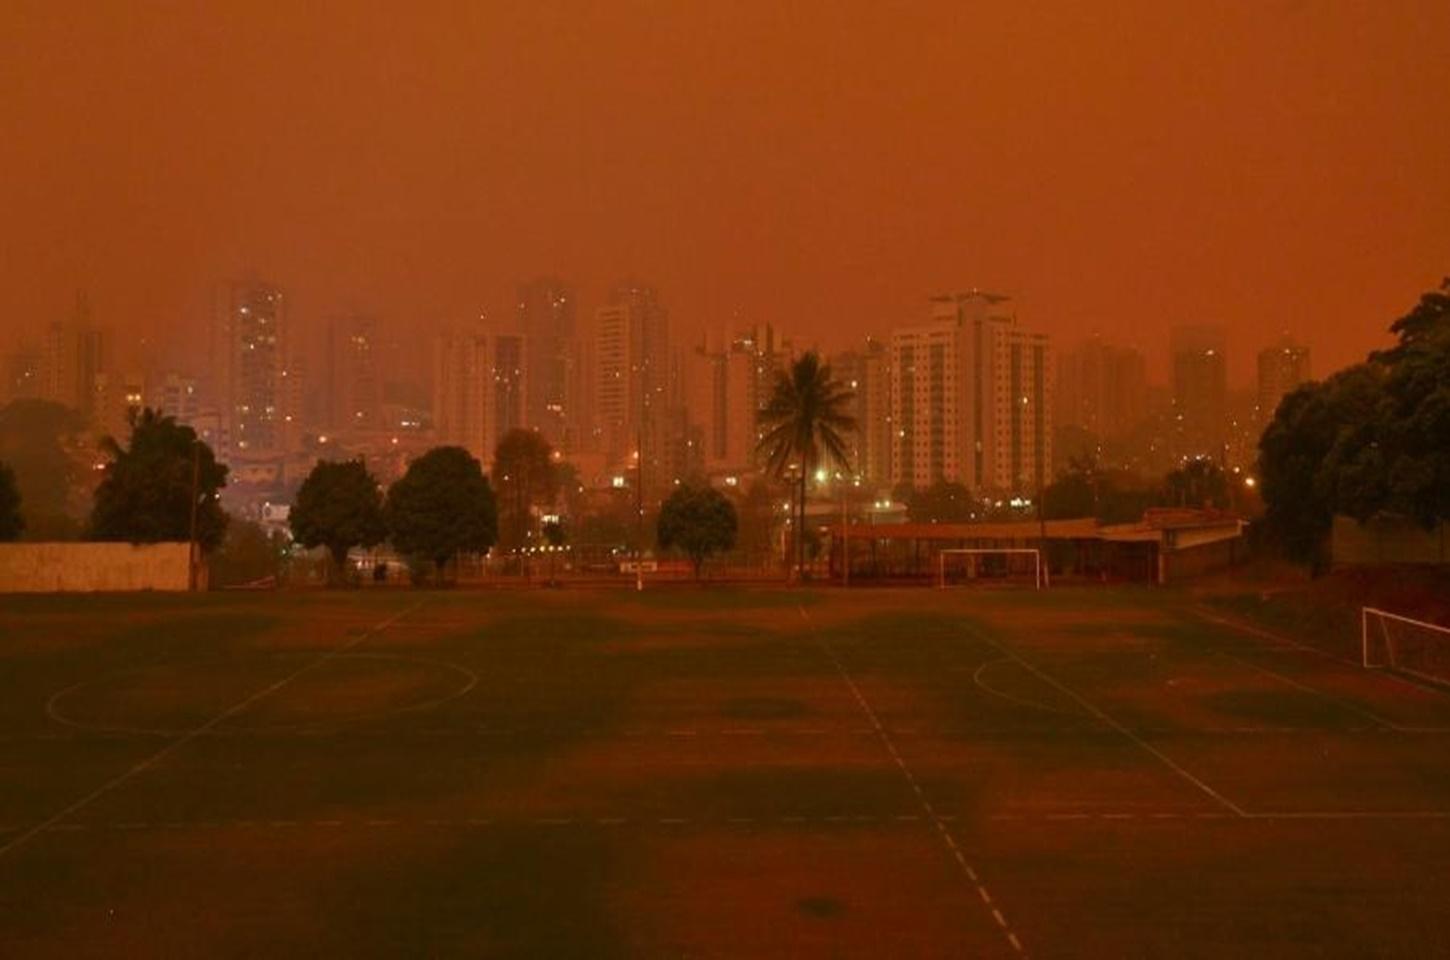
(3, 4), (1447, 385)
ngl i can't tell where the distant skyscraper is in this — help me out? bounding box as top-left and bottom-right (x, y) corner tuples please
(1170, 324), (1228, 460)
(2, 346), (41, 405)
(39, 292), (105, 417)
(211, 281), (289, 458)
(432, 324), (528, 464)
(517, 277), (576, 448)
(890, 292), (1052, 495)
(152, 371), (201, 424)
(93, 369), (145, 442)
(1057, 337), (1148, 443)
(325, 314), (382, 433)
(830, 338), (891, 486)
(678, 321), (803, 479)
(1256, 336), (1311, 423)
(594, 282), (669, 485)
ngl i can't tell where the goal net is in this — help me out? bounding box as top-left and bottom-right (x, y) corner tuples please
(938, 548), (1045, 590)
(1362, 607), (1450, 686)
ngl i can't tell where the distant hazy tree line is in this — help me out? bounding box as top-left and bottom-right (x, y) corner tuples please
(1258, 278), (1450, 571)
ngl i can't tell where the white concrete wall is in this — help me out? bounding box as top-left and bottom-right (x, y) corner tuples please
(0, 542), (196, 593)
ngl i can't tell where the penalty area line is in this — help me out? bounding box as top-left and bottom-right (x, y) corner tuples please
(965, 624), (1249, 819)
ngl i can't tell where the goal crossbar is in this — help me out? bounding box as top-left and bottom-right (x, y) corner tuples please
(937, 548), (1044, 590)
(1362, 606), (1450, 686)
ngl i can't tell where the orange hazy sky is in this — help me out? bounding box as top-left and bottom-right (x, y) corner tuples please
(2, 1), (1447, 384)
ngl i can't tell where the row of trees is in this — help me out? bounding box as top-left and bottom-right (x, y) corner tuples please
(292, 441), (748, 584)
(0, 407), (231, 550)
(291, 447), (496, 583)
(1259, 278), (1450, 570)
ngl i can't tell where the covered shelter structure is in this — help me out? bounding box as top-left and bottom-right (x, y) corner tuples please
(823, 510), (1246, 585)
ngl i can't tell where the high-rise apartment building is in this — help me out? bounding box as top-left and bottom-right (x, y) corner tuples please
(2, 346), (41, 405)
(889, 292), (1052, 495)
(1170, 324), (1228, 460)
(93, 370), (145, 442)
(594, 282), (669, 484)
(830, 338), (891, 486)
(1256, 336), (1311, 423)
(432, 325), (528, 465)
(1057, 337), (1147, 444)
(517, 277), (577, 449)
(39, 293), (105, 417)
(678, 322), (804, 479)
(325, 314), (382, 433)
(152, 372), (201, 424)
(211, 282), (289, 458)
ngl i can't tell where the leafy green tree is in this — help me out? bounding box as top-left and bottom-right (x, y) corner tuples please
(491, 428), (559, 555)
(0, 460), (22, 541)
(1372, 279), (1450, 528)
(1259, 367), (1380, 569)
(733, 478), (785, 564)
(756, 352), (855, 579)
(906, 480), (976, 523)
(1041, 459), (1098, 520)
(1161, 457), (1229, 509)
(290, 458), (387, 583)
(657, 484), (738, 579)
(385, 446), (497, 582)
(1258, 279), (1450, 569)
(1042, 457), (1156, 524)
(1376, 277), (1450, 364)
(573, 489), (633, 553)
(0, 399), (87, 538)
(89, 408), (228, 551)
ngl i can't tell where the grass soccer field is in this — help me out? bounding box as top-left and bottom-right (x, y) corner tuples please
(3, 585), (1450, 957)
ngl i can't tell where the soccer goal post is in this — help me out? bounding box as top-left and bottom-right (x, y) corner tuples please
(938, 548), (1045, 590)
(1362, 606), (1450, 686)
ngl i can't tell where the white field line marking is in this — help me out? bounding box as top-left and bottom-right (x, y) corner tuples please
(965, 625), (1249, 819)
(0, 600), (424, 861)
(1195, 607), (1450, 701)
(1198, 609), (1450, 729)
(799, 606), (1028, 957)
(971, 657), (1091, 718)
(1204, 644), (1405, 732)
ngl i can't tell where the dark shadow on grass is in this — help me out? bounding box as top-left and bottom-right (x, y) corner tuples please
(329, 828), (627, 958)
(1203, 689), (1360, 728)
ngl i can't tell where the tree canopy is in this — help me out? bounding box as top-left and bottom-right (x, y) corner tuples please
(1259, 278), (1450, 567)
(1041, 457), (1157, 524)
(1161, 457), (1229, 510)
(756, 351), (855, 577)
(905, 480), (976, 524)
(0, 460), (22, 541)
(0, 399), (87, 538)
(657, 484), (738, 578)
(89, 408), (228, 551)
(385, 446), (498, 579)
(492, 428), (559, 553)
(290, 458), (387, 582)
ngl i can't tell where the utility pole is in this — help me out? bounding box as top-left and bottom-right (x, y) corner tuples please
(1034, 462), (1050, 589)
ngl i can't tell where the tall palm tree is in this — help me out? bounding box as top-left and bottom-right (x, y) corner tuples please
(756, 351), (856, 580)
